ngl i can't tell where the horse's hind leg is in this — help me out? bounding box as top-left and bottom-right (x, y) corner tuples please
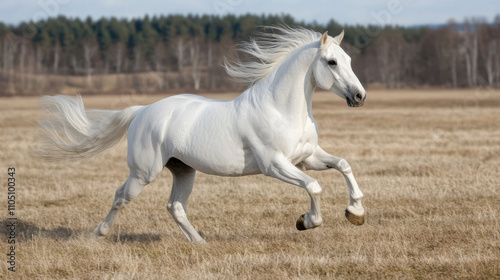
(94, 175), (148, 237)
(165, 158), (205, 243)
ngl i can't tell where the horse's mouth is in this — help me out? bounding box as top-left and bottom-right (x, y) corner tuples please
(346, 98), (364, 107)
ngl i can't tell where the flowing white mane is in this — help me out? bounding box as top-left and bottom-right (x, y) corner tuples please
(223, 26), (322, 86)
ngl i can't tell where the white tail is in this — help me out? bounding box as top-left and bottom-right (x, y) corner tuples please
(37, 95), (144, 160)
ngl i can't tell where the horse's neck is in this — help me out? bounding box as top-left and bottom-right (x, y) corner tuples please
(243, 43), (317, 119)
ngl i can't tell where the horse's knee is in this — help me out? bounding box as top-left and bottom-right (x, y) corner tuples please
(306, 181), (322, 196)
(114, 185), (125, 198)
(123, 178), (147, 201)
(124, 190), (140, 202)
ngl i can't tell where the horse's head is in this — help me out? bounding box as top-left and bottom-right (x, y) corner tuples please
(312, 31), (366, 107)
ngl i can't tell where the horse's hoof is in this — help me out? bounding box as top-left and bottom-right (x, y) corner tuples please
(296, 214), (307, 231)
(94, 223), (110, 237)
(345, 209), (365, 226)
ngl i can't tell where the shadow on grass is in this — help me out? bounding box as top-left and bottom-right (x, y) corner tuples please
(1, 219), (75, 241)
(1, 219), (162, 244)
(109, 232), (162, 243)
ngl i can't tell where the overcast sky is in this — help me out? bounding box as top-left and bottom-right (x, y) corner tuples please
(0, 0), (498, 26)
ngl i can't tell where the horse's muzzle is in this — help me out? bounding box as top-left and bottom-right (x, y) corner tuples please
(347, 92), (365, 107)
(346, 98), (364, 107)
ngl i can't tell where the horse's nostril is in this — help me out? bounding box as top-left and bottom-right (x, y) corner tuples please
(355, 93), (363, 102)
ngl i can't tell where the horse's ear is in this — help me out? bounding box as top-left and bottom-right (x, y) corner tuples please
(320, 31), (328, 47)
(334, 30), (345, 45)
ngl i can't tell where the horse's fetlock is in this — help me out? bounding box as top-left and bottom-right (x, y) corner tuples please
(352, 193), (363, 201)
(311, 215), (323, 227)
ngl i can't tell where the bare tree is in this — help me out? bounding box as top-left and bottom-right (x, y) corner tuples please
(115, 44), (123, 74)
(496, 42), (500, 86)
(2, 35), (14, 76)
(53, 43), (60, 74)
(0, 37), (3, 78)
(482, 40), (496, 86)
(434, 23), (460, 88)
(376, 37), (390, 85)
(446, 21), (460, 88)
(495, 17), (500, 85)
(450, 50), (459, 88)
(207, 41), (214, 90)
(83, 42), (97, 89)
(35, 45), (44, 74)
(113, 43), (124, 90)
(133, 47), (141, 72)
(2, 33), (22, 94)
(462, 19), (484, 87)
(478, 24), (499, 87)
(70, 56), (78, 74)
(173, 37), (186, 88)
(18, 41), (27, 91)
(154, 42), (168, 90)
(370, 31), (407, 88)
(189, 38), (201, 90)
(24, 44), (36, 91)
(1, 37), (10, 79)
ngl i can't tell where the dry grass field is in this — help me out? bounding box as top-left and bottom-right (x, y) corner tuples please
(1, 89), (499, 279)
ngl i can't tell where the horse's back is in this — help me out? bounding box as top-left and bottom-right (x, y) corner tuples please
(126, 94), (260, 176)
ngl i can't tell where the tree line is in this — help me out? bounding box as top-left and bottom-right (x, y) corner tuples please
(0, 14), (499, 96)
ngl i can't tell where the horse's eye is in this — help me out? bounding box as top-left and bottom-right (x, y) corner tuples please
(328, 60), (337, 66)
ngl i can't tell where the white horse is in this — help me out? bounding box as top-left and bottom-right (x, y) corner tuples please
(38, 26), (366, 243)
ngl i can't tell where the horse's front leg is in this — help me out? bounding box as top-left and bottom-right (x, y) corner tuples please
(301, 146), (365, 225)
(259, 154), (323, 230)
